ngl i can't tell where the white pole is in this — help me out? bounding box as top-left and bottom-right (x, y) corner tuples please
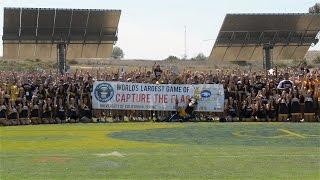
(184, 25), (187, 59)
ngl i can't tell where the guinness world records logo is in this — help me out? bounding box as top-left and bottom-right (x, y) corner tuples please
(94, 83), (114, 102)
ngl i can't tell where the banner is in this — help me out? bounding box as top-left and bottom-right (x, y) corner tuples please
(92, 81), (224, 112)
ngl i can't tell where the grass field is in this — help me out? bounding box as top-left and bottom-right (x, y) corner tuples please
(1, 123), (319, 179)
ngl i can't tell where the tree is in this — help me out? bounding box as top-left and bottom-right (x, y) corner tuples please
(191, 53), (207, 61)
(112, 46), (124, 59)
(309, 3), (320, 13)
(313, 56), (320, 64)
(164, 55), (180, 61)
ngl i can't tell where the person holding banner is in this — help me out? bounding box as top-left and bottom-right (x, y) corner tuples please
(168, 97), (197, 122)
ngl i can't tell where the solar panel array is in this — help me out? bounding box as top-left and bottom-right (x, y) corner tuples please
(209, 13), (320, 62)
(2, 7), (121, 59)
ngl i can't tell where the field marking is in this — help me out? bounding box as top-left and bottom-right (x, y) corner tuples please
(32, 156), (73, 163)
(279, 129), (306, 138)
(232, 131), (289, 139)
(94, 151), (125, 157)
(303, 134), (320, 137)
(233, 129), (312, 139)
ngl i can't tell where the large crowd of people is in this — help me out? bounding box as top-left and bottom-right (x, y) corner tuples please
(0, 63), (319, 125)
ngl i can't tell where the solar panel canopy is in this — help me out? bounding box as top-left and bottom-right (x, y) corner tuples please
(2, 7), (121, 60)
(209, 13), (320, 62)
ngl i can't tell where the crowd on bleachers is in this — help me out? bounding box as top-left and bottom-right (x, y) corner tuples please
(0, 63), (319, 125)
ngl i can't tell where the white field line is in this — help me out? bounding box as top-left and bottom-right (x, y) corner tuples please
(278, 129), (306, 138)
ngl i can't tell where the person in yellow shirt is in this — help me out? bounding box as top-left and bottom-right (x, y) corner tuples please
(10, 84), (20, 102)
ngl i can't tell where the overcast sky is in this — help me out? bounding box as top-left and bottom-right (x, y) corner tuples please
(0, 0), (319, 59)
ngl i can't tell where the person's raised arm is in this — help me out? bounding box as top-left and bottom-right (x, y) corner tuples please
(66, 94), (70, 108)
(74, 69), (78, 79)
(53, 96), (57, 108)
(43, 100), (47, 111)
(86, 71), (90, 79)
(97, 68), (101, 81)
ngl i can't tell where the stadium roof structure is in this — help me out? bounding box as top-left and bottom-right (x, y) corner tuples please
(209, 13), (320, 65)
(2, 7), (121, 60)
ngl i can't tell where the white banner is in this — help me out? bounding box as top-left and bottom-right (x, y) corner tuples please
(92, 81), (224, 112)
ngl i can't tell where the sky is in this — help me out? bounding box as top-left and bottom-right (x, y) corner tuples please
(0, 0), (319, 60)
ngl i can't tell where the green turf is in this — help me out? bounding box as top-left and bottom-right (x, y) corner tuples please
(1, 123), (319, 180)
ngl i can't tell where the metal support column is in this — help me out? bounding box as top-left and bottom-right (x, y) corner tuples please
(263, 44), (274, 70)
(57, 43), (67, 74)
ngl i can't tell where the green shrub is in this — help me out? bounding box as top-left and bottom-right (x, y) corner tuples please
(313, 56), (320, 64)
(164, 55), (180, 61)
(68, 59), (79, 65)
(275, 62), (287, 68)
(230, 61), (252, 67)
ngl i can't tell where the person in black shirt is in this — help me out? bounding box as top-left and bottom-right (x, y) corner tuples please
(19, 98), (30, 125)
(41, 98), (53, 124)
(255, 101), (267, 122)
(8, 100), (19, 126)
(290, 91), (302, 122)
(0, 99), (8, 126)
(23, 81), (35, 102)
(153, 63), (163, 80)
(267, 99), (277, 121)
(241, 99), (254, 122)
(54, 97), (66, 124)
(277, 94), (289, 122)
(304, 90), (315, 122)
(30, 97), (40, 125)
(252, 75), (266, 93)
(67, 97), (78, 123)
(80, 96), (92, 123)
(226, 97), (238, 122)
